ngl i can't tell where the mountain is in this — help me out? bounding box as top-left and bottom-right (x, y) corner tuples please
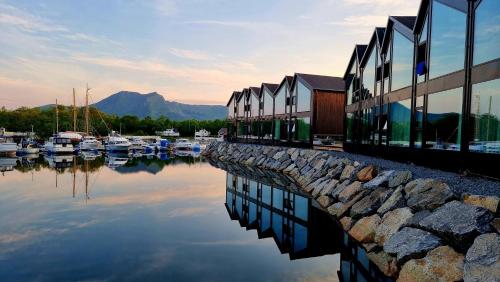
(91, 91), (227, 120)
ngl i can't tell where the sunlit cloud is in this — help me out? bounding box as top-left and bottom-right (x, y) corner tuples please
(168, 48), (213, 60)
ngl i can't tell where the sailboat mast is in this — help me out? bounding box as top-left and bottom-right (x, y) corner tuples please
(85, 84), (90, 135)
(56, 99), (59, 133)
(73, 88), (77, 132)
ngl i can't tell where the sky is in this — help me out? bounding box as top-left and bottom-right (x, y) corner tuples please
(0, 0), (420, 108)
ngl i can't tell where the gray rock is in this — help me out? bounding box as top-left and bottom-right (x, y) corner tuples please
(290, 149), (300, 161)
(419, 201), (494, 250)
(320, 179), (338, 197)
(404, 210), (431, 228)
(311, 178), (331, 198)
(405, 178), (455, 211)
(327, 190), (368, 218)
(338, 181), (363, 203)
(328, 163), (345, 179)
(375, 207), (414, 246)
(377, 185), (406, 215)
(383, 227), (442, 265)
(350, 187), (393, 219)
(387, 170), (412, 188)
(464, 233), (500, 282)
(331, 180), (351, 200)
(340, 165), (356, 181)
(363, 170), (395, 189)
(317, 195), (334, 208)
(312, 158), (327, 171)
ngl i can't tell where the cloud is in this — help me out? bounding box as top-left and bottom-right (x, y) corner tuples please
(327, 15), (389, 27)
(168, 48), (213, 60)
(152, 0), (178, 16)
(0, 3), (68, 33)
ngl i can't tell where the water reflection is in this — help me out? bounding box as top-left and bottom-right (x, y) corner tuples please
(221, 164), (394, 282)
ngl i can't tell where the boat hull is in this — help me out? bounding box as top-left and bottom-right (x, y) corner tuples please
(106, 145), (130, 152)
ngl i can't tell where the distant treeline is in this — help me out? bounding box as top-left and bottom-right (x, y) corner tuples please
(0, 106), (226, 139)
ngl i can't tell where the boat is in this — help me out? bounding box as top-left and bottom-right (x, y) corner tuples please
(17, 139), (40, 154)
(174, 138), (201, 151)
(44, 136), (74, 154)
(79, 136), (100, 151)
(158, 128), (180, 137)
(0, 137), (19, 155)
(0, 157), (17, 173)
(58, 131), (83, 143)
(154, 138), (170, 151)
(128, 137), (148, 150)
(105, 131), (131, 152)
(194, 129), (210, 141)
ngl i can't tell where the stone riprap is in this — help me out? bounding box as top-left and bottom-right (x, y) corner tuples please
(203, 142), (500, 281)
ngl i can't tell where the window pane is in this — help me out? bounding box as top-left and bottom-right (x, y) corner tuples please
(391, 31), (413, 91)
(275, 87), (286, 114)
(251, 94), (259, 117)
(389, 99), (411, 147)
(238, 99), (245, 117)
(429, 1), (466, 79)
(474, 0), (500, 65)
(264, 90), (273, 116)
(470, 79), (500, 154)
(362, 49), (376, 98)
(425, 87), (463, 150)
(296, 117), (311, 142)
(296, 81), (311, 112)
(346, 112), (354, 142)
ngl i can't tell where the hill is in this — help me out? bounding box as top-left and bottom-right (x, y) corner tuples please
(92, 91), (227, 120)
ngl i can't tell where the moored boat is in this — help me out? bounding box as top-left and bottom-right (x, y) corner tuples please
(79, 136), (100, 151)
(0, 137), (19, 155)
(17, 139), (40, 154)
(44, 136), (74, 154)
(154, 138), (170, 151)
(174, 138), (201, 151)
(157, 128), (180, 137)
(105, 132), (131, 152)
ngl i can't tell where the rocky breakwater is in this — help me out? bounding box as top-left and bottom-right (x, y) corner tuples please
(203, 142), (500, 281)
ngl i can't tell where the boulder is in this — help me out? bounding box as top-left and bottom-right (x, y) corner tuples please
(462, 194), (499, 214)
(419, 201), (493, 250)
(388, 170), (412, 188)
(340, 216), (354, 231)
(338, 181), (363, 203)
(363, 170), (395, 189)
(348, 214), (381, 243)
(378, 185), (406, 215)
(350, 187), (393, 219)
(384, 227), (442, 264)
(328, 163), (345, 179)
(317, 195), (334, 209)
(375, 208), (414, 246)
(491, 218), (500, 233)
(331, 180), (351, 200)
(363, 242), (380, 253)
(397, 246), (464, 282)
(404, 210), (431, 228)
(404, 179), (455, 211)
(464, 233), (500, 282)
(367, 251), (399, 278)
(311, 177), (330, 198)
(327, 191), (368, 218)
(319, 179), (339, 197)
(356, 165), (378, 182)
(312, 158), (327, 171)
(272, 150), (286, 160)
(304, 177), (324, 194)
(340, 165), (356, 181)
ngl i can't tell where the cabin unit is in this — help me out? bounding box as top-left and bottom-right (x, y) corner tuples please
(226, 91), (241, 141)
(236, 88), (249, 142)
(273, 76), (294, 144)
(289, 73), (345, 146)
(258, 83), (279, 143)
(344, 0), (500, 176)
(247, 87), (261, 141)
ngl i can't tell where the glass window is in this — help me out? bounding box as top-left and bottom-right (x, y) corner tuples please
(251, 93), (259, 117)
(238, 98), (245, 117)
(346, 112), (354, 142)
(470, 79), (500, 154)
(261, 184), (271, 205)
(295, 117), (311, 142)
(429, 1), (466, 79)
(389, 99), (411, 147)
(272, 188), (283, 209)
(391, 30), (414, 91)
(264, 90), (273, 116)
(274, 86), (286, 114)
(425, 87), (463, 151)
(473, 0), (500, 65)
(420, 15), (428, 44)
(296, 81), (311, 112)
(294, 196), (308, 221)
(363, 48), (376, 98)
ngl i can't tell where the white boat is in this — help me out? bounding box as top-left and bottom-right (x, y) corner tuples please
(174, 138), (201, 151)
(105, 155), (129, 169)
(79, 136), (99, 151)
(158, 128), (180, 137)
(0, 137), (18, 155)
(128, 137), (148, 150)
(154, 139), (170, 151)
(194, 129), (210, 141)
(105, 132), (131, 152)
(58, 131), (83, 143)
(44, 136), (74, 154)
(17, 141), (40, 154)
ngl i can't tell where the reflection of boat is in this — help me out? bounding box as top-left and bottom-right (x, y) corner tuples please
(0, 157), (17, 173)
(79, 150), (101, 161)
(154, 139), (170, 151)
(128, 137), (148, 150)
(44, 136), (74, 154)
(105, 154), (129, 169)
(174, 150), (201, 158)
(158, 128), (180, 137)
(0, 137), (18, 155)
(174, 138), (201, 151)
(157, 152), (170, 161)
(17, 139), (40, 154)
(79, 136), (99, 151)
(44, 154), (74, 169)
(105, 132), (131, 152)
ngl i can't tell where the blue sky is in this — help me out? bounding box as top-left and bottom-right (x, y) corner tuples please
(0, 0), (419, 108)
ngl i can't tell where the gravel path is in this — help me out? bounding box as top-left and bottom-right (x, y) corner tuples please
(325, 150), (500, 197)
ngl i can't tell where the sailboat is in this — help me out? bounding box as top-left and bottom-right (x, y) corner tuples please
(79, 85), (100, 151)
(44, 99), (74, 154)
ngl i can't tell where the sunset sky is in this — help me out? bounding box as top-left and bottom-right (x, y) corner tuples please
(0, 0), (420, 108)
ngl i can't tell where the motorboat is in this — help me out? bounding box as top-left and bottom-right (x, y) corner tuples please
(0, 137), (18, 155)
(194, 129), (210, 141)
(44, 136), (74, 154)
(158, 128), (180, 137)
(17, 139), (40, 154)
(58, 131), (83, 143)
(128, 137), (148, 150)
(154, 139), (170, 151)
(174, 138), (201, 151)
(105, 131), (131, 152)
(79, 136), (100, 151)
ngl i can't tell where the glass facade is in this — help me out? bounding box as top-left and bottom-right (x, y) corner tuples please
(363, 49), (376, 99)
(274, 87), (287, 114)
(470, 79), (500, 154)
(473, 0), (500, 65)
(263, 90), (274, 116)
(391, 31), (414, 91)
(296, 81), (311, 112)
(295, 117), (311, 142)
(389, 99), (411, 147)
(238, 98), (245, 117)
(425, 87), (463, 151)
(251, 93), (259, 117)
(429, 1), (466, 79)
(346, 112), (354, 142)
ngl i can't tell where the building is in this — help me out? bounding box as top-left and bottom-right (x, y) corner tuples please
(344, 0), (500, 176)
(248, 87), (261, 141)
(273, 76), (294, 145)
(289, 73), (345, 146)
(226, 91), (241, 141)
(258, 83), (279, 143)
(236, 88), (249, 142)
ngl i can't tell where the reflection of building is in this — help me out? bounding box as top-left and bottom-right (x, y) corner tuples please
(344, 0), (500, 177)
(223, 170), (394, 281)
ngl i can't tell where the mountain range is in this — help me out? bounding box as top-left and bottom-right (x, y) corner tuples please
(89, 91), (227, 120)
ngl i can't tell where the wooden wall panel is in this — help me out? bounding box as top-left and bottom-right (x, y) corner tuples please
(314, 90), (345, 136)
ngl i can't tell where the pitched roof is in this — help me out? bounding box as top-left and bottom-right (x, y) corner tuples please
(392, 16), (416, 30)
(356, 45), (368, 62)
(294, 73), (345, 92)
(249, 87), (261, 97)
(376, 27), (386, 46)
(285, 76), (294, 86)
(262, 83), (279, 95)
(273, 75), (294, 96)
(226, 91), (241, 107)
(237, 88), (248, 102)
